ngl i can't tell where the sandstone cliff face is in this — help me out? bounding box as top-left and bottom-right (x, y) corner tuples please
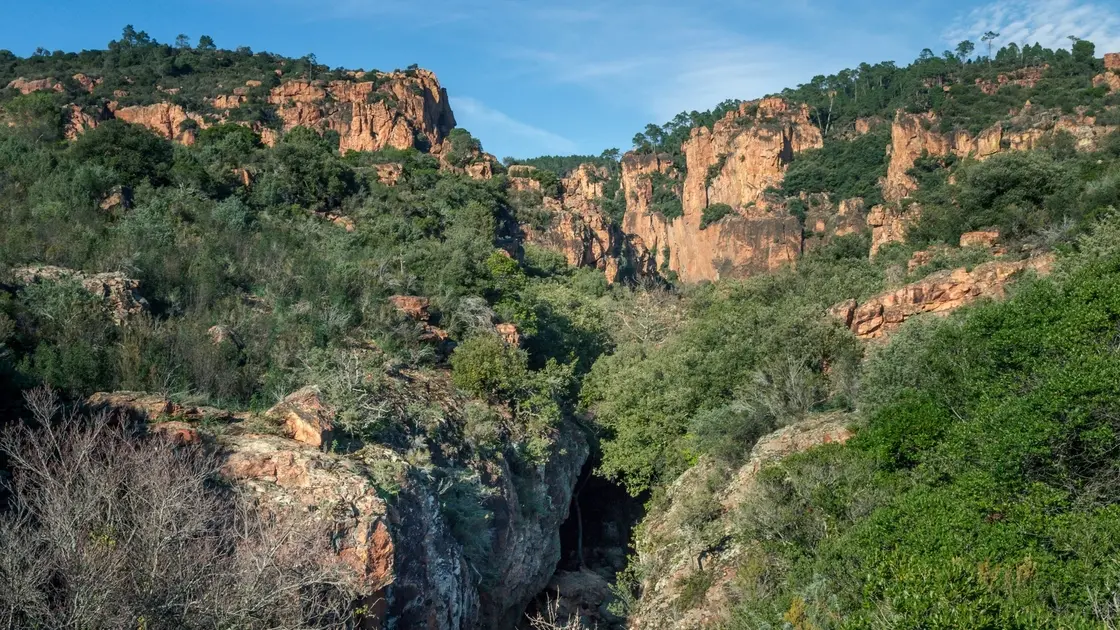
(628, 414), (854, 630)
(884, 106), (1117, 201)
(111, 102), (207, 145)
(514, 164), (626, 282)
(830, 255), (1053, 340)
(262, 71), (456, 154)
(60, 70), (456, 159)
(85, 379), (588, 630)
(619, 99), (823, 283)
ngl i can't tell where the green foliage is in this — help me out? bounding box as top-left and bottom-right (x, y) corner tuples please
(504, 151), (620, 177)
(450, 334), (530, 403)
(781, 128), (890, 205)
(70, 119), (175, 186)
(585, 251), (875, 494)
(699, 203), (734, 229)
(646, 171), (683, 220)
(721, 221), (1120, 627)
(444, 128), (482, 168)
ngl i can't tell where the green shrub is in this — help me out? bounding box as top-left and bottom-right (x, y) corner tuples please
(699, 203), (734, 229)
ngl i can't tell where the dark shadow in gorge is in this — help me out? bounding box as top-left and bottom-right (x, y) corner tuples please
(521, 458), (646, 629)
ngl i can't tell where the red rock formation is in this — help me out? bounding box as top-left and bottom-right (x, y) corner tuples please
(1094, 71), (1120, 93)
(71, 73), (101, 93)
(111, 102), (207, 145)
(620, 98), (822, 283)
(883, 111), (1002, 201)
(263, 71), (456, 155)
(803, 195), (869, 251)
(267, 386), (335, 448)
(374, 162), (404, 186)
(5, 77), (63, 94)
(1105, 53), (1120, 70)
(630, 413), (854, 630)
(974, 65), (1047, 95)
(514, 164), (627, 281)
(960, 229), (1000, 248)
(884, 106), (1117, 201)
(830, 255), (1053, 339)
(867, 203), (920, 257)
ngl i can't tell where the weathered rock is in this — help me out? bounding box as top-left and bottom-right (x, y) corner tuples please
(86, 392), (233, 423)
(803, 195), (869, 251)
(496, 322), (521, 347)
(960, 229), (1000, 248)
(267, 386), (335, 448)
(884, 111), (1001, 201)
(1093, 71), (1120, 93)
(72, 73), (101, 93)
(150, 421), (202, 445)
(832, 255), (1054, 340)
(1106, 52), (1120, 70)
(516, 164), (629, 282)
(974, 65), (1047, 95)
(630, 414), (854, 630)
(5, 77), (63, 94)
(13, 265), (149, 322)
(620, 98), (822, 283)
(111, 102), (207, 145)
(868, 203), (920, 257)
(63, 104), (103, 140)
(374, 162), (404, 186)
(389, 295), (432, 321)
(86, 383), (589, 630)
(265, 71), (456, 155)
(98, 185), (133, 213)
(884, 106), (1117, 201)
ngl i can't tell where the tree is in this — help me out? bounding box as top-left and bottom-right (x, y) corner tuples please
(198, 35), (216, 50)
(982, 31), (1000, 63)
(955, 40), (975, 61)
(1072, 38), (1096, 65)
(175, 34), (190, 49)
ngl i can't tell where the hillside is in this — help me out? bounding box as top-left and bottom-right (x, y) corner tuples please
(2, 27), (1120, 630)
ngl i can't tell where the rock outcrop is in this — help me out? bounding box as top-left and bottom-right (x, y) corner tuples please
(830, 255), (1053, 340)
(884, 106), (1117, 201)
(867, 202), (920, 257)
(629, 414), (855, 630)
(262, 71), (456, 154)
(13, 265), (149, 322)
(85, 384), (589, 630)
(5, 77), (63, 94)
(513, 164), (629, 282)
(111, 102), (207, 144)
(620, 98), (822, 283)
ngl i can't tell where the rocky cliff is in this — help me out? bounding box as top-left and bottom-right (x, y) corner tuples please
(830, 254), (1054, 340)
(511, 164), (653, 282)
(85, 374), (588, 630)
(620, 98), (822, 283)
(883, 104), (1117, 202)
(46, 69), (456, 157)
(627, 414), (854, 629)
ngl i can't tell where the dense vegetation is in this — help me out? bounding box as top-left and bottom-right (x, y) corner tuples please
(5, 26), (1120, 630)
(719, 219), (1120, 628)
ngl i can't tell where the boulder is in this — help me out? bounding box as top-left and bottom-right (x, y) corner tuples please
(960, 229), (1000, 248)
(267, 386), (335, 448)
(831, 255), (1054, 340)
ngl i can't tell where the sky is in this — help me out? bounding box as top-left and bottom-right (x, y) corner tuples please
(3, 0), (1120, 159)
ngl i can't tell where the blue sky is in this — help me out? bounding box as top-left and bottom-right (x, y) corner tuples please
(4, 0), (1120, 158)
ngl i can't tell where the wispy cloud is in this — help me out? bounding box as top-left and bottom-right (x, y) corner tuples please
(945, 0), (1120, 52)
(452, 96), (578, 155)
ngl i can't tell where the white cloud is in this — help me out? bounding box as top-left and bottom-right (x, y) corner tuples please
(945, 0), (1120, 53)
(452, 96), (578, 154)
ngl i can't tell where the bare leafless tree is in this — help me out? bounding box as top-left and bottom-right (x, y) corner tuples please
(0, 388), (361, 630)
